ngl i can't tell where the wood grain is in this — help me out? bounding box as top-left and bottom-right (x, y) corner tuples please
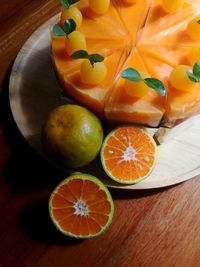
(1, 1), (200, 267)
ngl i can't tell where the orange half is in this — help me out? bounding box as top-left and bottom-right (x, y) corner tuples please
(101, 126), (158, 184)
(49, 173), (114, 238)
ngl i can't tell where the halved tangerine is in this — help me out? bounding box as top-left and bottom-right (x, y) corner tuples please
(49, 173), (114, 238)
(101, 126), (158, 184)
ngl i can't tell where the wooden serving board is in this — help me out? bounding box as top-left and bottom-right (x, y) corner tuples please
(9, 14), (200, 190)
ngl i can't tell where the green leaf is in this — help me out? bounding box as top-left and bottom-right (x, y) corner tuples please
(60, 0), (69, 9)
(89, 54), (104, 65)
(121, 68), (143, 82)
(69, 0), (80, 5)
(197, 20), (200, 24)
(187, 71), (200, 83)
(144, 78), (166, 96)
(52, 24), (66, 36)
(64, 19), (76, 34)
(193, 61), (200, 79)
(71, 50), (89, 59)
(71, 50), (104, 66)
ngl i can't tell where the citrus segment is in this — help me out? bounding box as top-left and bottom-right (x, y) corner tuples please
(101, 126), (157, 184)
(49, 174), (114, 238)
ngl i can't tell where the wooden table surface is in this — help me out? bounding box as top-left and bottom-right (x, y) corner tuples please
(1, 1), (200, 267)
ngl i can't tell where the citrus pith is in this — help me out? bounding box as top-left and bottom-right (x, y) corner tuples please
(49, 173), (114, 238)
(101, 126), (158, 184)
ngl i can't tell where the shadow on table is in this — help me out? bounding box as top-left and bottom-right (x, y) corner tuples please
(20, 197), (83, 245)
(0, 71), (67, 191)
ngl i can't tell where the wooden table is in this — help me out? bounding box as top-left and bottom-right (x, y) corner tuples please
(1, 1), (200, 266)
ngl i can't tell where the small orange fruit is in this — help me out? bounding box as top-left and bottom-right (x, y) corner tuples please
(169, 65), (197, 91)
(186, 16), (200, 41)
(42, 104), (103, 168)
(60, 6), (83, 29)
(49, 173), (114, 238)
(101, 126), (157, 184)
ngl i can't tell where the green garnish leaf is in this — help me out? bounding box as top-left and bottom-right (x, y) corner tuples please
(69, 0), (80, 5)
(89, 54), (104, 65)
(193, 61), (200, 79)
(52, 24), (66, 36)
(60, 0), (70, 9)
(187, 61), (200, 83)
(60, 0), (80, 9)
(144, 78), (166, 96)
(197, 20), (200, 24)
(121, 68), (143, 82)
(187, 71), (200, 82)
(71, 50), (104, 66)
(64, 19), (76, 34)
(71, 50), (89, 59)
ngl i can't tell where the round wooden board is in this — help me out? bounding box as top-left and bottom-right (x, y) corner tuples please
(9, 14), (200, 190)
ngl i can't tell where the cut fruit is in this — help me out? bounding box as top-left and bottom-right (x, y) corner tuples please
(101, 126), (158, 184)
(49, 173), (114, 238)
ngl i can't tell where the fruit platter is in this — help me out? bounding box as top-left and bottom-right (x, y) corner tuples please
(9, 0), (200, 237)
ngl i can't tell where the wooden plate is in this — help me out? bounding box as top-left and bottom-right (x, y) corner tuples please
(9, 14), (200, 189)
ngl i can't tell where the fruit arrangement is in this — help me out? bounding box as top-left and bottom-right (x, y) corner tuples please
(43, 0), (200, 238)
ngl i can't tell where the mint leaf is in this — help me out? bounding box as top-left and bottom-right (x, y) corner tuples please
(64, 19), (76, 34)
(71, 50), (89, 59)
(144, 78), (166, 96)
(71, 50), (104, 66)
(193, 61), (200, 79)
(187, 71), (200, 82)
(187, 61), (200, 83)
(197, 20), (200, 24)
(89, 54), (104, 65)
(69, 0), (80, 4)
(60, 0), (70, 9)
(121, 68), (143, 82)
(52, 24), (66, 36)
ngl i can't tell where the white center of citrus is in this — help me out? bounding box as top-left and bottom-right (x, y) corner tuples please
(74, 200), (88, 216)
(123, 145), (137, 161)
